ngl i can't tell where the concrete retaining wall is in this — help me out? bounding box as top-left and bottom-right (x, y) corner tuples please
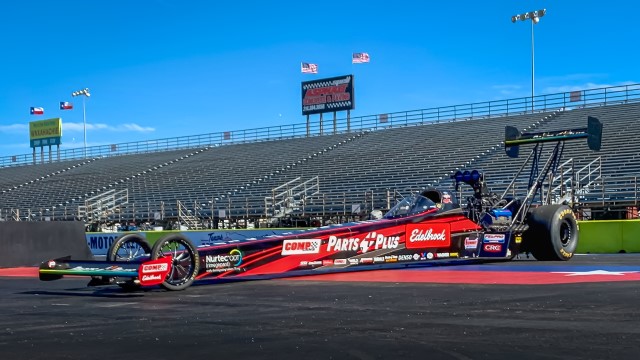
(0, 221), (92, 267)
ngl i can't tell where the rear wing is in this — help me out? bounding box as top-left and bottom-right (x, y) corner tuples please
(505, 116), (602, 158)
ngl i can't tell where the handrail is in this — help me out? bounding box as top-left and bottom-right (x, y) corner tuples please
(2, 83), (640, 168)
(264, 176), (320, 218)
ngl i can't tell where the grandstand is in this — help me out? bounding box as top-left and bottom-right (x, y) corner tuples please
(0, 84), (639, 227)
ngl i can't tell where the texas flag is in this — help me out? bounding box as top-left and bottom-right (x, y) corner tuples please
(60, 101), (73, 110)
(30, 107), (44, 115)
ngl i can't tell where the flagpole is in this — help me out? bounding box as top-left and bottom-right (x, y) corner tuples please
(72, 88), (90, 158)
(83, 96), (87, 157)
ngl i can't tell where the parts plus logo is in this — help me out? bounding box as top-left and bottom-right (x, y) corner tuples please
(281, 239), (321, 255)
(405, 223), (451, 249)
(326, 232), (400, 253)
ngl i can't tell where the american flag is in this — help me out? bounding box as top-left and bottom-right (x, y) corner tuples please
(60, 101), (73, 110)
(301, 62), (318, 74)
(352, 52), (370, 64)
(30, 107), (44, 115)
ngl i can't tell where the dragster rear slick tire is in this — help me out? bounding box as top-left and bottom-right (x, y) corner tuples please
(106, 233), (152, 291)
(151, 234), (199, 291)
(524, 204), (578, 261)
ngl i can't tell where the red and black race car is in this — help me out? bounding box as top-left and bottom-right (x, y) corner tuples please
(39, 118), (602, 291)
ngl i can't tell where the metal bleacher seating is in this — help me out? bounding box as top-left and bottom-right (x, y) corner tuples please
(1, 90), (639, 224)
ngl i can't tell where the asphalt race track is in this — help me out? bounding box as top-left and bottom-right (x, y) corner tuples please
(1, 254), (639, 360)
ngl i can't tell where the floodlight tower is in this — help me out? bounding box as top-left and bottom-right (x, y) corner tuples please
(71, 88), (91, 157)
(511, 9), (546, 112)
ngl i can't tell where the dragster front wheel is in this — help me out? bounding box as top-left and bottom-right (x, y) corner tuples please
(151, 234), (200, 291)
(106, 233), (152, 291)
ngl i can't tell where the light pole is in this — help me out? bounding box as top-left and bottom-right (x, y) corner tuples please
(71, 88), (91, 157)
(511, 9), (546, 112)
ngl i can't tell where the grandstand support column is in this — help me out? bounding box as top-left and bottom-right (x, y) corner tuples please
(319, 113), (324, 135)
(57, 144), (60, 161)
(48, 144), (52, 163)
(40, 146), (44, 164)
(347, 110), (351, 132)
(306, 115), (310, 137)
(333, 111), (337, 134)
(32, 148), (36, 165)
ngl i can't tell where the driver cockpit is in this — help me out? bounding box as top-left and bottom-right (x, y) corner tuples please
(383, 188), (459, 219)
(421, 188), (457, 210)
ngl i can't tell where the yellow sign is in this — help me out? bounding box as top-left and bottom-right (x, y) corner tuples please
(29, 118), (62, 141)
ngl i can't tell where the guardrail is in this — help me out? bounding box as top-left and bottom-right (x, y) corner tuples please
(2, 83), (640, 168)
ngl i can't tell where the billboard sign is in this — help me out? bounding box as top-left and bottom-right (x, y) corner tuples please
(29, 118), (62, 147)
(301, 75), (355, 115)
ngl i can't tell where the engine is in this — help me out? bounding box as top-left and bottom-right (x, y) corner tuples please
(452, 169), (515, 231)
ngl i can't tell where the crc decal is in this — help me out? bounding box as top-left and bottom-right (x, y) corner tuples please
(204, 249), (243, 273)
(483, 233), (505, 243)
(281, 239), (321, 255)
(405, 223), (451, 249)
(326, 232), (400, 253)
(483, 244), (502, 252)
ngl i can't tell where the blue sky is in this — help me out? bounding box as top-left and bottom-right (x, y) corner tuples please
(0, 1), (637, 158)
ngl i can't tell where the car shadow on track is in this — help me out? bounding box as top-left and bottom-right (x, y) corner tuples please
(19, 287), (150, 298)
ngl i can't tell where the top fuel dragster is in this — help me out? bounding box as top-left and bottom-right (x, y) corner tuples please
(39, 117), (602, 291)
